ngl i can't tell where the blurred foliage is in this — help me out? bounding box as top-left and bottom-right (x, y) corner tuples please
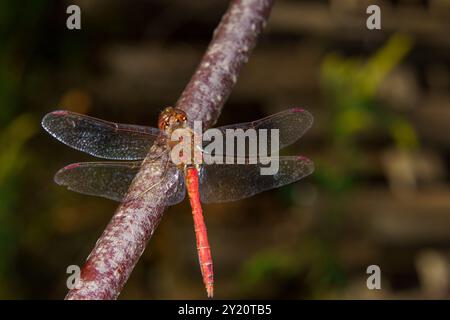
(239, 238), (346, 298)
(0, 0), (45, 298)
(317, 33), (415, 192)
(0, 115), (37, 297)
(235, 33), (417, 298)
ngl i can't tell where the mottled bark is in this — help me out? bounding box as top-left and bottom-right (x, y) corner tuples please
(176, 0), (274, 128)
(65, 0), (275, 300)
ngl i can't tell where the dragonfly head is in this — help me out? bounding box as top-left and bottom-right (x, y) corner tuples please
(158, 107), (188, 134)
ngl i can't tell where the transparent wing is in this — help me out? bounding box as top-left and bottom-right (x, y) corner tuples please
(199, 156), (314, 203)
(204, 108), (313, 155)
(42, 110), (161, 160)
(54, 161), (186, 205)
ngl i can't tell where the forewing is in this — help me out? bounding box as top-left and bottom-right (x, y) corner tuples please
(205, 108), (313, 154)
(42, 110), (160, 160)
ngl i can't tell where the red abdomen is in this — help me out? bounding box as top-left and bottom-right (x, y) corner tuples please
(185, 166), (214, 298)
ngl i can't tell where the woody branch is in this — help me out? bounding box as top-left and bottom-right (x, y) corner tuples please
(65, 0), (275, 300)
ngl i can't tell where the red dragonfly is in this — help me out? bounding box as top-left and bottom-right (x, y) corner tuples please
(42, 107), (314, 297)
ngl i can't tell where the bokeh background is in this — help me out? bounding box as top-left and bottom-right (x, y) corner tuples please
(1, 0), (450, 299)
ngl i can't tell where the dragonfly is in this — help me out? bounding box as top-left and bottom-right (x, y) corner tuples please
(42, 107), (314, 298)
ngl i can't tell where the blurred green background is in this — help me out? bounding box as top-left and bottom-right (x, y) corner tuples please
(1, 0), (449, 299)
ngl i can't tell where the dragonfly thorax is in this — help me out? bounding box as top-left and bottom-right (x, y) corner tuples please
(158, 107), (188, 135)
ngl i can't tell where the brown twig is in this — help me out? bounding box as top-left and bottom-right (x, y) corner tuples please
(65, 0), (275, 300)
